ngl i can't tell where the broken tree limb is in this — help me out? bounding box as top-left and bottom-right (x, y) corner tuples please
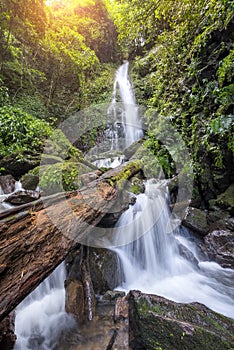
(0, 161), (142, 321)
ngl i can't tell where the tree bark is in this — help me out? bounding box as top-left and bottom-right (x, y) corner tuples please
(0, 161), (141, 321)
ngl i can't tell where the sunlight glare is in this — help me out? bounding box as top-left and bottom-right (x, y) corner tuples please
(45, 0), (95, 8)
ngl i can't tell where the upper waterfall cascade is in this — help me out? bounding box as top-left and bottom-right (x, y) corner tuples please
(107, 61), (143, 149)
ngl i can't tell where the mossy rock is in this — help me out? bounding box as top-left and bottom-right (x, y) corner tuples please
(20, 173), (39, 190)
(42, 129), (83, 162)
(216, 184), (234, 215)
(126, 175), (145, 195)
(30, 162), (86, 195)
(128, 291), (234, 350)
(182, 207), (209, 236)
(0, 152), (41, 178)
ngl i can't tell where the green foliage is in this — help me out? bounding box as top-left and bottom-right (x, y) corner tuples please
(34, 162), (80, 194)
(0, 104), (53, 158)
(0, 0), (118, 122)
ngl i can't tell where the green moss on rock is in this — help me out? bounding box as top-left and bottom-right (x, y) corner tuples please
(128, 291), (234, 350)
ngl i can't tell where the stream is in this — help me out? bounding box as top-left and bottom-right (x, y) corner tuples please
(0, 61), (232, 349)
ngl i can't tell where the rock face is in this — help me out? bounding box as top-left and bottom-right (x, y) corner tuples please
(0, 175), (15, 194)
(128, 290), (234, 350)
(0, 313), (16, 350)
(204, 230), (234, 268)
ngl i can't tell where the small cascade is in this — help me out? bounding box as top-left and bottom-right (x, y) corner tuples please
(114, 180), (234, 319)
(92, 155), (125, 169)
(107, 61), (143, 149)
(0, 180), (23, 212)
(14, 263), (76, 350)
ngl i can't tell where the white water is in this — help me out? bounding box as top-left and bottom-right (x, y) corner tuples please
(0, 181), (23, 212)
(14, 263), (76, 350)
(108, 61), (143, 149)
(114, 180), (234, 319)
(93, 155), (125, 169)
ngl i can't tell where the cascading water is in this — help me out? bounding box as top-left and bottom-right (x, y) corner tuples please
(113, 180), (234, 319)
(0, 181), (23, 212)
(107, 61), (143, 149)
(13, 61), (142, 349)
(14, 263), (76, 350)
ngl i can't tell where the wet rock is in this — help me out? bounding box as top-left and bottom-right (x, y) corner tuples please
(182, 207), (209, 236)
(81, 250), (96, 322)
(128, 290), (234, 350)
(89, 248), (119, 294)
(103, 290), (125, 302)
(20, 173), (39, 191)
(0, 175), (15, 194)
(65, 278), (85, 324)
(0, 312), (16, 350)
(204, 230), (234, 268)
(3, 190), (40, 205)
(114, 296), (128, 321)
(168, 176), (178, 205)
(177, 243), (200, 267)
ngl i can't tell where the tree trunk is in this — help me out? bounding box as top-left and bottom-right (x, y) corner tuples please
(0, 161), (141, 321)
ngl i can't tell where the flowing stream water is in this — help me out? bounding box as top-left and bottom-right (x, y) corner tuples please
(10, 61), (234, 349)
(113, 180), (234, 319)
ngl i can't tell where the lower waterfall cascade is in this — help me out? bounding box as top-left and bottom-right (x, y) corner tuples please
(14, 263), (76, 350)
(113, 180), (234, 319)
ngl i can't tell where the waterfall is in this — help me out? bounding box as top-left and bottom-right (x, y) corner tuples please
(107, 61), (143, 149)
(113, 180), (234, 319)
(14, 263), (76, 350)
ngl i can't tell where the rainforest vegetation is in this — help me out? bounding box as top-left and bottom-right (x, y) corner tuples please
(0, 0), (233, 205)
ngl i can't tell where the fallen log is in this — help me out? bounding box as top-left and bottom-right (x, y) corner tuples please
(0, 161), (142, 321)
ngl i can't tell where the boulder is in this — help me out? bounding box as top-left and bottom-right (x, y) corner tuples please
(20, 174), (39, 191)
(0, 175), (15, 194)
(3, 190), (40, 205)
(204, 230), (234, 268)
(128, 290), (234, 350)
(182, 207), (209, 236)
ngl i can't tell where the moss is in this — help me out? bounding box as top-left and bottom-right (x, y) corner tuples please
(106, 160), (142, 188)
(129, 292), (234, 350)
(43, 129), (83, 162)
(30, 161), (92, 195)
